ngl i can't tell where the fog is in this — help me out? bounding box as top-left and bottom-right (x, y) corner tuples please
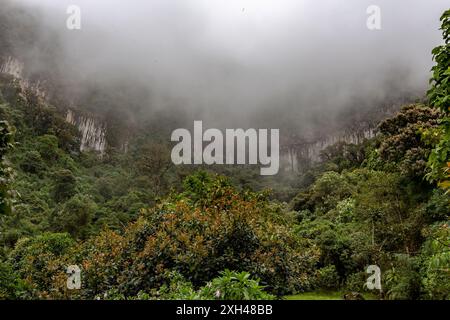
(3, 0), (449, 133)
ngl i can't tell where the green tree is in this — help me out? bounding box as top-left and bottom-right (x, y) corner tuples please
(428, 9), (450, 110)
(377, 104), (441, 179)
(0, 260), (27, 299)
(73, 173), (319, 298)
(0, 120), (15, 215)
(20, 150), (46, 175)
(52, 194), (96, 239)
(135, 142), (172, 194)
(36, 134), (59, 163)
(421, 223), (450, 299)
(8, 232), (74, 299)
(52, 169), (76, 202)
(427, 9), (450, 189)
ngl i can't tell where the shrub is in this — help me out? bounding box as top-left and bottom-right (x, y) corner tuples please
(156, 271), (199, 300)
(423, 190), (450, 223)
(74, 173), (319, 298)
(98, 270), (275, 300)
(8, 233), (75, 299)
(199, 270), (275, 300)
(384, 254), (422, 300)
(345, 272), (369, 292)
(0, 260), (27, 299)
(36, 135), (60, 162)
(420, 223), (450, 300)
(314, 265), (340, 290)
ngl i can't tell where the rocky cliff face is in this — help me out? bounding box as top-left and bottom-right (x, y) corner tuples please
(278, 98), (411, 173)
(0, 56), (23, 79)
(1, 56), (108, 154)
(280, 128), (375, 172)
(65, 109), (107, 154)
(0, 56), (47, 103)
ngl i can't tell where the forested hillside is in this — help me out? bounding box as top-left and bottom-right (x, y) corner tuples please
(0, 6), (449, 301)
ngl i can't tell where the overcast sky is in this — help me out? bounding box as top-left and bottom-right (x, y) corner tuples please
(8, 0), (450, 131)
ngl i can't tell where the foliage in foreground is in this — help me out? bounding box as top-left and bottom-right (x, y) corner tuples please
(1, 173), (318, 299)
(427, 9), (450, 190)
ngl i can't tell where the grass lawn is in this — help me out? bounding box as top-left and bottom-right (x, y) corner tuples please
(284, 291), (379, 300)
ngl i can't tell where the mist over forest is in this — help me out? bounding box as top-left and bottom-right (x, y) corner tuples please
(2, 0), (447, 132)
(0, 0), (449, 302)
